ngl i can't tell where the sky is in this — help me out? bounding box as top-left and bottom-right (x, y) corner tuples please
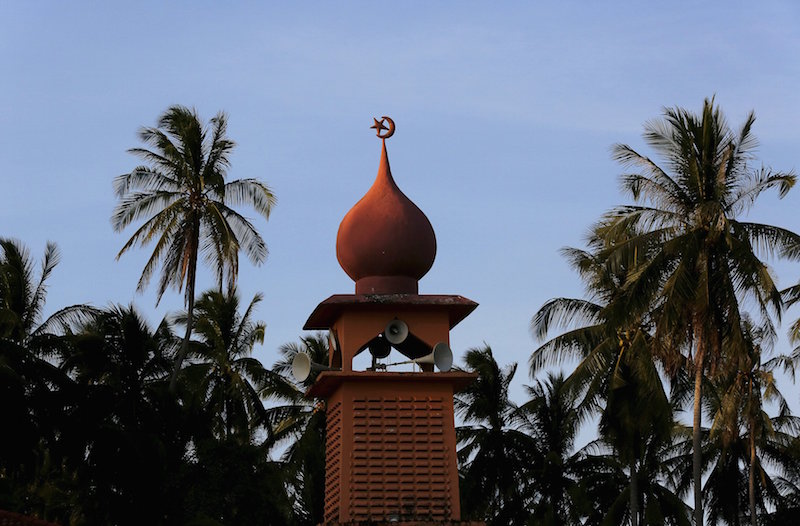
(2, 1), (800, 414)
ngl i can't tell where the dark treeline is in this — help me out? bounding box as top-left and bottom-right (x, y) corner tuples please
(0, 242), (312, 524)
(3, 100), (800, 525)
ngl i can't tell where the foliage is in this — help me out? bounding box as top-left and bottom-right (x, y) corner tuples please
(111, 106), (275, 302)
(111, 105), (276, 388)
(180, 289), (275, 443)
(594, 98), (799, 524)
(456, 346), (538, 524)
(267, 334), (330, 526)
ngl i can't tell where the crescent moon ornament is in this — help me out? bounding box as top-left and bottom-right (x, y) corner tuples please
(370, 116), (395, 139)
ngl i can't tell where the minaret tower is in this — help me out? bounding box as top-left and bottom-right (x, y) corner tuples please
(303, 117), (482, 525)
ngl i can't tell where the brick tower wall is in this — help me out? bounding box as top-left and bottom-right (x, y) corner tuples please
(323, 378), (460, 524)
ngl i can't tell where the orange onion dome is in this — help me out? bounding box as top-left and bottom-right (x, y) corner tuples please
(336, 119), (436, 294)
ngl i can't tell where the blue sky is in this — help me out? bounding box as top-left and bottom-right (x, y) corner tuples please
(2, 2), (800, 411)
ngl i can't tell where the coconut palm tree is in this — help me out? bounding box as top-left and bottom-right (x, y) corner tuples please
(61, 304), (187, 525)
(517, 372), (585, 525)
(599, 98), (799, 524)
(766, 460), (800, 525)
(0, 239), (72, 443)
(699, 320), (800, 526)
(455, 346), (539, 525)
(532, 226), (674, 526)
(111, 105), (276, 389)
(596, 355), (675, 525)
(578, 434), (691, 526)
(267, 334), (330, 526)
(0, 238), (96, 348)
(0, 238), (95, 520)
(181, 289), (275, 443)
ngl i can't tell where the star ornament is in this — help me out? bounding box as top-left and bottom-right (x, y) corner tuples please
(370, 117), (388, 135)
(370, 116), (395, 139)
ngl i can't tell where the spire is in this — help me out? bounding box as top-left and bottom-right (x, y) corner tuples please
(336, 117), (437, 294)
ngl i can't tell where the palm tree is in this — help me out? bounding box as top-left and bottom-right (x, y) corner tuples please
(0, 238), (95, 347)
(0, 239), (77, 420)
(766, 452), (800, 526)
(62, 305), (186, 524)
(597, 354), (675, 526)
(532, 227), (673, 526)
(599, 98), (799, 524)
(517, 372), (586, 525)
(111, 105), (276, 389)
(0, 239), (94, 520)
(577, 434), (691, 526)
(455, 346), (539, 525)
(181, 289), (275, 443)
(267, 334), (330, 526)
(700, 321), (800, 526)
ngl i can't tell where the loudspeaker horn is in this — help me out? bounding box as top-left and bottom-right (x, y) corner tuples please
(328, 330), (339, 355)
(383, 319), (430, 357)
(432, 342), (453, 372)
(384, 319), (409, 345)
(368, 334), (392, 359)
(291, 353), (339, 382)
(388, 342), (453, 372)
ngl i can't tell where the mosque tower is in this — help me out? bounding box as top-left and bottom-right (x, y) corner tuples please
(301, 117), (482, 525)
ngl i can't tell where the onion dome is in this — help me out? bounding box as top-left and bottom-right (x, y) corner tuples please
(336, 117), (437, 294)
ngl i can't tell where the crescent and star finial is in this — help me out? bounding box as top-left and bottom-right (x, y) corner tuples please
(370, 116), (395, 139)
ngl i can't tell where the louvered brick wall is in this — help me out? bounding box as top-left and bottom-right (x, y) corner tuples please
(349, 395), (451, 522)
(322, 376), (464, 524)
(325, 400), (344, 523)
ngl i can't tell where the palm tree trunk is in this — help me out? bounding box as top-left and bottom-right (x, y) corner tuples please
(169, 243), (199, 392)
(748, 426), (757, 526)
(630, 459), (639, 526)
(693, 344), (705, 526)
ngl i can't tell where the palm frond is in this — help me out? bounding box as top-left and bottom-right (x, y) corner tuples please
(529, 324), (605, 374)
(223, 179), (276, 219)
(727, 167), (796, 215)
(111, 190), (182, 232)
(113, 165), (178, 197)
(734, 221), (800, 261)
(216, 203), (268, 265)
(531, 297), (603, 341)
(34, 304), (101, 336)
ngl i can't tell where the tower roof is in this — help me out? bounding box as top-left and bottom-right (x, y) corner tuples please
(336, 117), (436, 294)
